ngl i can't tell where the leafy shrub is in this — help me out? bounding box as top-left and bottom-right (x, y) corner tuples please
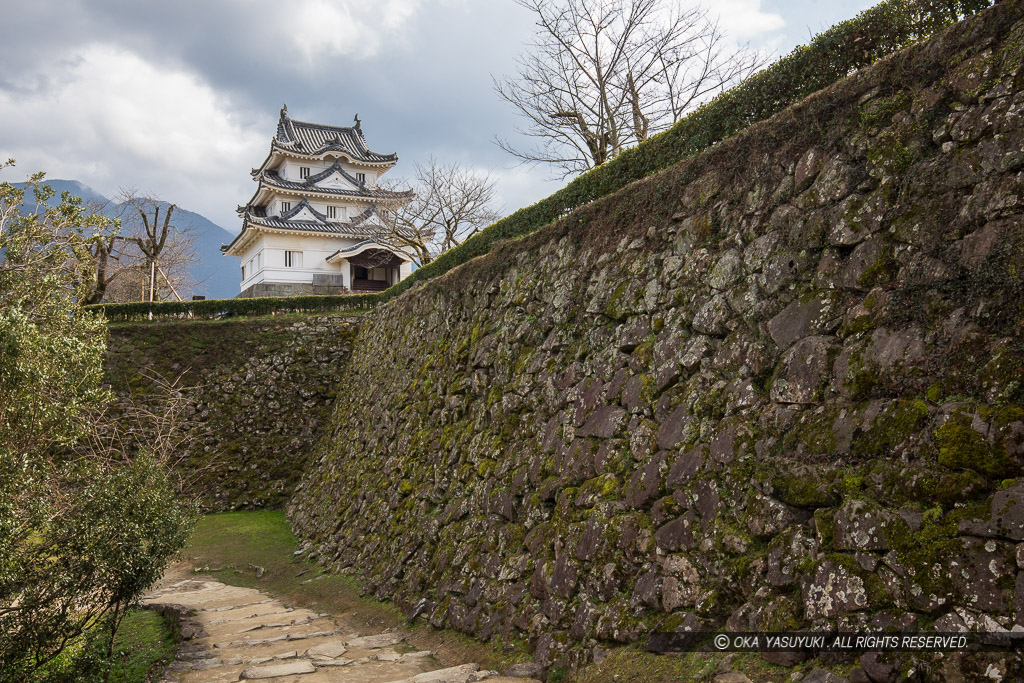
(86, 293), (381, 321)
(0, 170), (194, 681)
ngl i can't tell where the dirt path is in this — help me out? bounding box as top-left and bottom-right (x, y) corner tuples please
(144, 564), (540, 683)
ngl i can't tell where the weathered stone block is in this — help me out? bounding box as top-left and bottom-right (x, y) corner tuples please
(833, 500), (901, 551)
(802, 559), (869, 620)
(768, 292), (844, 350)
(770, 336), (840, 404)
(960, 484), (1024, 541)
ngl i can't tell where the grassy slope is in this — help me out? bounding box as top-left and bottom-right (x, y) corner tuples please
(32, 608), (177, 682)
(105, 610), (179, 683)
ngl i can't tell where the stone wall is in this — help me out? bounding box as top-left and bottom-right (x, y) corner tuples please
(237, 281), (347, 299)
(288, 3), (1024, 680)
(105, 315), (360, 510)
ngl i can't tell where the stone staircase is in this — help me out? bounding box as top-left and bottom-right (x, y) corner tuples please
(144, 577), (540, 683)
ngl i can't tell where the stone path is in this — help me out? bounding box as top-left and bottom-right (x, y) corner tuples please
(144, 572), (540, 683)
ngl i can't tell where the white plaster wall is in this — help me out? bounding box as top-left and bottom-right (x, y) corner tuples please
(281, 159), (331, 181)
(278, 158), (381, 186)
(265, 191), (368, 221)
(236, 232), (370, 290)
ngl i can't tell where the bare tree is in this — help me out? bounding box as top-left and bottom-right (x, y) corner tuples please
(494, 0), (765, 176)
(379, 158), (502, 265)
(76, 196), (128, 306)
(115, 191), (199, 302)
(81, 229), (121, 305)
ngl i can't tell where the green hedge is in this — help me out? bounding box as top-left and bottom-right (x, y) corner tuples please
(376, 0), (993, 303)
(88, 293), (381, 322)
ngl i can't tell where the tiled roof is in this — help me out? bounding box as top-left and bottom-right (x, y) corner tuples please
(325, 240), (416, 263)
(231, 199), (416, 241)
(236, 204), (267, 217)
(256, 164), (414, 201)
(272, 107), (397, 163)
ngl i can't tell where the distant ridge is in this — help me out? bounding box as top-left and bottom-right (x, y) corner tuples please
(15, 179), (239, 300)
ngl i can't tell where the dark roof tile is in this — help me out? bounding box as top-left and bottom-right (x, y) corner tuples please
(258, 163), (413, 201)
(274, 110), (396, 162)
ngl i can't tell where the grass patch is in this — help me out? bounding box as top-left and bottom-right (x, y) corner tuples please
(32, 608), (177, 682)
(103, 609), (179, 683)
(184, 510), (531, 672)
(573, 646), (823, 683)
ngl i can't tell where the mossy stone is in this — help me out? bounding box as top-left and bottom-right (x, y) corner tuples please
(936, 413), (1018, 479)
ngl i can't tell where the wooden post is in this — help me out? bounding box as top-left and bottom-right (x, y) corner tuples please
(148, 259), (156, 321)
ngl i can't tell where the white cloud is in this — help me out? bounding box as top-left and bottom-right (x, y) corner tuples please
(0, 43), (266, 228)
(710, 0), (785, 41)
(486, 166), (564, 218)
(267, 0), (427, 63)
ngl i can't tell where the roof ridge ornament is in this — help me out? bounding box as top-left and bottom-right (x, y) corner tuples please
(353, 114), (361, 131)
(281, 103), (289, 119)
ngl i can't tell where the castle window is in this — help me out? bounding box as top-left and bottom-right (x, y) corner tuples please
(356, 172), (366, 184)
(285, 251), (302, 268)
(300, 166), (310, 179)
(281, 201), (291, 213)
(327, 205), (337, 219)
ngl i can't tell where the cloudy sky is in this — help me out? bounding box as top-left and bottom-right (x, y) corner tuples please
(0, 0), (874, 232)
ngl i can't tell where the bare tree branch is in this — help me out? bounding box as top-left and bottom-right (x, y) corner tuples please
(108, 190), (199, 302)
(494, 0), (766, 176)
(377, 158), (502, 265)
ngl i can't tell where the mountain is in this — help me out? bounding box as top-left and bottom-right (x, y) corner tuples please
(15, 179), (240, 300)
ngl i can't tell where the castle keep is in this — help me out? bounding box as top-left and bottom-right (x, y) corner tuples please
(223, 107), (415, 297)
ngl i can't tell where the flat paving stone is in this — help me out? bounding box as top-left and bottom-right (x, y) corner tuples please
(238, 660), (316, 679)
(145, 563), (544, 683)
(305, 641), (348, 659)
(410, 663), (480, 682)
(347, 632), (406, 649)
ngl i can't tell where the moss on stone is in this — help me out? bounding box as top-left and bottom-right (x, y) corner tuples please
(843, 347), (881, 401)
(850, 399), (929, 459)
(758, 595), (805, 632)
(781, 410), (840, 457)
(632, 337), (655, 369)
(936, 413), (1018, 479)
(857, 248), (900, 289)
(992, 405), (1024, 429)
(775, 471), (838, 509)
(605, 282), (631, 321)
(814, 508), (837, 550)
(576, 474), (622, 505)
(874, 460), (988, 508)
(866, 131), (918, 178)
(859, 92), (913, 131)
